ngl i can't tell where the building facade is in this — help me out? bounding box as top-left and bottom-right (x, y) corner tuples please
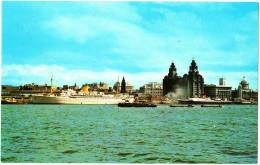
(163, 60), (204, 98)
(140, 82), (163, 96)
(204, 85), (232, 100)
(113, 77), (134, 94)
(204, 78), (232, 100)
(186, 60), (204, 98)
(232, 77), (258, 101)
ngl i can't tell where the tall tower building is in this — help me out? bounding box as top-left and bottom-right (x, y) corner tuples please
(121, 76), (126, 93)
(219, 77), (226, 86)
(187, 60), (204, 98)
(163, 60), (204, 98)
(163, 62), (182, 96)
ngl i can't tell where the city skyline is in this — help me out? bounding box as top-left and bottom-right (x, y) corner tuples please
(2, 2), (258, 89)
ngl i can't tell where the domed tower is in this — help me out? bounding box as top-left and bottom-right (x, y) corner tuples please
(163, 62), (182, 96)
(168, 62), (177, 77)
(187, 59), (204, 98)
(189, 60), (198, 73)
(240, 76), (249, 89)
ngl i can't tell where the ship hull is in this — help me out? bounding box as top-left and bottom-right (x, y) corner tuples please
(31, 96), (125, 105)
(178, 99), (232, 105)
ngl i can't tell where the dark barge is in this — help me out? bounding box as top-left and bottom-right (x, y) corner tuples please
(118, 102), (157, 107)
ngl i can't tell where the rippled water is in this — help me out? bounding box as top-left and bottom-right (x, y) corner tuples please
(1, 104), (257, 163)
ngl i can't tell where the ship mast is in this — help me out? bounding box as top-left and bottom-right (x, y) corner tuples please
(117, 76), (119, 95)
(50, 74), (54, 93)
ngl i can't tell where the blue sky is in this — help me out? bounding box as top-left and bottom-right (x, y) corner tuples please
(2, 2), (258, 89)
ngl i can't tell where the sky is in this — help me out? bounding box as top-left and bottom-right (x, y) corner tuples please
(2, 2), (259, 89)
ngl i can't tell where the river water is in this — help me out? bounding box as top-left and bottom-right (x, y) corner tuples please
(1, 104), (257, 163)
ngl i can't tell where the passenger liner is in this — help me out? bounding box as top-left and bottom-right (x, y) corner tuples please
(31, 89), (134, 105)
(31, 95), (130, 104)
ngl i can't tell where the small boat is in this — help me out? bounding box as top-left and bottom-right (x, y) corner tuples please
(201, 104), (222, 108)
(1, 98), (21, 104)
(170, 104), (194, 107)
(118, 102), (157, 107)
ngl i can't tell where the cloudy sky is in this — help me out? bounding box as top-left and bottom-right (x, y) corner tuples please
(2, 2), (258, 89)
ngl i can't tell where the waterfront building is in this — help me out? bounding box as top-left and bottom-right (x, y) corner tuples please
(163, 60), (204, 99)
(113, 77), (133, 94)
(204, 78), (232, 100)
(69, 83), (80, 91)
(163, 62), (184, 96)
(113, 81), (121, 94)
(98, 82), (109, 92)
(2, 83), (57, 96)
(219, 77), (226, 86)
(125, 82), (134, 93)
(186, 60), (204, 98)
(20, 83), (53, 94)
(140, 82), (163, 96)
(87, 83), (98, 91)
(232, 77), (258, 101)
(87, 82), (109, 92)
(2, 85), (20, 96)
(62, 85), (69, 90)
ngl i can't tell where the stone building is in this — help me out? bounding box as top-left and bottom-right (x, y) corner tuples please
(2, 85), (20, 96)
(186, 60), (204, 98)
(113, 81), (121, 94)
(163, 62), (183, 95)
(163, 60), (204, 98)
(86, 82), (109, 92)
(140, 82), (163, 96)
(232, 77), (258, 101)
(113, 77), (134, 94)
(204, 78), (232, 100)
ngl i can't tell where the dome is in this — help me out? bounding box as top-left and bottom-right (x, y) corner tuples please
(240, 76), (248, 85)
(239, 76), (249, 89)
(114, 81), (120, 86)
(240, 79), (248, 85)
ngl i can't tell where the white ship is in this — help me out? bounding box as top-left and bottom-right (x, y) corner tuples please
(31, 88), (134, 104)
(30, 76), (135, 104)
(31, 95), (130, 104)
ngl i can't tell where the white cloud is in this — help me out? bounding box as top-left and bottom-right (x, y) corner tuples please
(3, 64), (257, 90)
(42, 3), (258, 71)
(43, 13), (216, 72)
(4, 3), (257, 89)
(2, 64), (165, 88)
